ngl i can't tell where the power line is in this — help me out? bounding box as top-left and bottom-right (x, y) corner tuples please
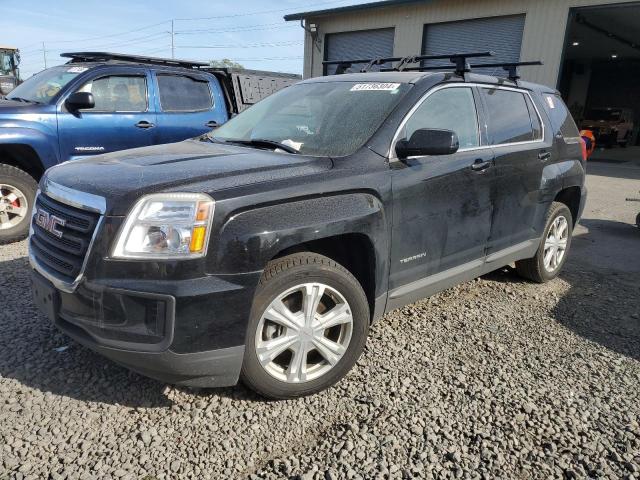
(176, 41), (303, 49)
(172, 0), (353, 21)
(38, 20), (171, 45)
(175, 22), (298, 35)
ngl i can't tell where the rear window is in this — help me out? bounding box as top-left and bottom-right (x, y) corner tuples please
(157, 75), (212, 112)
(481, 88), (538, 145)
(542, 93), (580, 138)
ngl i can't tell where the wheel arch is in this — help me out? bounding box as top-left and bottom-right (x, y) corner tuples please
(0, 143), (47, 182)
(554, 186), (581, 226)
(212, 192), (389, 321)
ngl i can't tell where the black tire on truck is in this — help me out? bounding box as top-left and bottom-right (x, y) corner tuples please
(241, 253), (370, 399)
(0, 164), (38, 244)
(516, 201), (573, 283)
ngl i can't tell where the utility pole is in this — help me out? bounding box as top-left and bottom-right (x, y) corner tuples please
(171, 20), (175, 59)
(42, 42), (47, 69)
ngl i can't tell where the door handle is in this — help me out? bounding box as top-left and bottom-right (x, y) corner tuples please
(135, 121), (155, 129)
(538, 151), (551, 161)
(205, 120), (219, 128)
(470, 158), (492, 172)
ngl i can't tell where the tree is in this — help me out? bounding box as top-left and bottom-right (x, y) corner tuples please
(209, 58), (244, 69)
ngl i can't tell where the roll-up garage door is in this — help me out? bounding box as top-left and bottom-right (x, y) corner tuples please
(422, 15), (525, 75)
(324, 28), (395, 75)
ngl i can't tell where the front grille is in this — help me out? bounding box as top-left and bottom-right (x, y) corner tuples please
(31, 193), (101, 282)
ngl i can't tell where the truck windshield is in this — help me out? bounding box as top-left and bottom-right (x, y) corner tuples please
(7, 66), (85, 104)
(210, 81), (411, 157)
(0, 52), (13, 76)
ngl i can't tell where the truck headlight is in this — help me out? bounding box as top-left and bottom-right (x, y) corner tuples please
(112, 193), (214, 259)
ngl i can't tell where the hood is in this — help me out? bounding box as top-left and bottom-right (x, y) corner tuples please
(0, 98), (47, 115)
(45, 139), (332, 215)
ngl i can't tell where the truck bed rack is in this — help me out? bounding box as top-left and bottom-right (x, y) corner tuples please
(61, 52), (209, 69)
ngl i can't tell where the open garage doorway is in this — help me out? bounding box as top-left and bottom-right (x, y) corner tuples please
(559, 2), (640, 152)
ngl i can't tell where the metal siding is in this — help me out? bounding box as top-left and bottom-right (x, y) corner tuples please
(422, 15), (525, 75)
(304, 0), (626, 86)
(324, 28), (395, 75)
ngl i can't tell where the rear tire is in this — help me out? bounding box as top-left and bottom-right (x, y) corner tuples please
(516, 202), (573, 283)
(0, 164), (37, 244)
(241, 253), (369, 399)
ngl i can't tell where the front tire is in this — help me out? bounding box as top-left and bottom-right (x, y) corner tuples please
(241, 253), (369, 399)
(0, 164), (37, 244)
(516, 202), (573, 283)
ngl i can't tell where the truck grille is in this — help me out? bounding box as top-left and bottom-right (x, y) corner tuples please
(30, 193), (101, 283)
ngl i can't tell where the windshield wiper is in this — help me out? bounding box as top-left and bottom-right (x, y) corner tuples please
(7, 97), (40, 104)
(225, 139), (299, 154)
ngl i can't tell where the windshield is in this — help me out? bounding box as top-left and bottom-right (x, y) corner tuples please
(585, 109), (622, 121)
(7, 65), (86, 104)
(211, 81), (411, 157)
(0, 52), (14, 76)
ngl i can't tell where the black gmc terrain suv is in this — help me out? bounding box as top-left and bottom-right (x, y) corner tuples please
(30, 65), (586, 399)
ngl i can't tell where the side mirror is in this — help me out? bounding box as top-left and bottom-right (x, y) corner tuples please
(396, 128), (459, 159)
(65, 91), (95, 111)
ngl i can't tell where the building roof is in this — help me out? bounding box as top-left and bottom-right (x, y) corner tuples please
(284, 0), (427, 21)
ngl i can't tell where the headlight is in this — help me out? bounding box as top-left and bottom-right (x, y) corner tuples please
(112, 193), (214, 259)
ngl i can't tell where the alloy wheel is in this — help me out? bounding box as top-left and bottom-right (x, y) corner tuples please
(255, 282), (353, 383)
(0, 184), (29, 230)
(543, 215), (569, 272)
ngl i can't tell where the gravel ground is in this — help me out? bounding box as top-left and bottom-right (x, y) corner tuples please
(1, 162), (639, 480)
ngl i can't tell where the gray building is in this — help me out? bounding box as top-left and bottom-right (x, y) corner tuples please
(285, 0), (640, 145)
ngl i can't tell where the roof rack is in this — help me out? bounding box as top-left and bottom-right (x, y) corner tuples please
(60, 52), (209, 69)
(323, 51), (493, 76)
(398, 61), (543, 81)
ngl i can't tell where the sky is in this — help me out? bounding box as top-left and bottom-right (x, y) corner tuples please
(2, 0), (374, 79)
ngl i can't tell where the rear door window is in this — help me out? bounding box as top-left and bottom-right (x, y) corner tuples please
(541, 93), (580, 138)
(157, 75), (212, 112)
(480, 88), (535, 145)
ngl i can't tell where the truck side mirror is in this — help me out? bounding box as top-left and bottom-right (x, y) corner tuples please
(396, 128), (459, 159)
(66, 92), (95, 111)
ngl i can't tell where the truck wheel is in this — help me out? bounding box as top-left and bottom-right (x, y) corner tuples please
(516, 202), (573, 283)
(241, 253), (369, 399)
(0, 164), (37, 244)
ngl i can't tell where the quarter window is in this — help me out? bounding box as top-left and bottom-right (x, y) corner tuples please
(79, 75), (147, 112)
(481, 88), (536, 145)
(404, 87), (480, 149)
(542, 93), (580, 138)
(157, 75), (212, 112)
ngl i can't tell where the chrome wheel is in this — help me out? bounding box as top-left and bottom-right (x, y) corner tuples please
(543, 215), (569, 272)
(255, 282), (353, 384)
(0, 184), (29, 230)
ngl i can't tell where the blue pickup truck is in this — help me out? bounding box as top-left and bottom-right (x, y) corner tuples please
(0, 52), (299, 242)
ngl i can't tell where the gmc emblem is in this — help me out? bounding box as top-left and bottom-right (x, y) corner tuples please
(35, 208), (66, 238)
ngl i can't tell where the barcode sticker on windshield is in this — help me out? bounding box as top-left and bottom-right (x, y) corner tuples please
(67, 67), (88, 73)
(351, 83), (400, 92)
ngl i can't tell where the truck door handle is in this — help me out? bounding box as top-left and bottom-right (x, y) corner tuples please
(470, 159), (492, 172)
(538, 151), (551, 161)
(135, 121), (155, 129)
(205, 120), (219, 128)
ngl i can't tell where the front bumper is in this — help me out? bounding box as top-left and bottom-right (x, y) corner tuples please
(31, 268), (261, 387)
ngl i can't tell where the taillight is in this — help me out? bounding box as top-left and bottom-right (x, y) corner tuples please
(580, 137), (588, 162)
